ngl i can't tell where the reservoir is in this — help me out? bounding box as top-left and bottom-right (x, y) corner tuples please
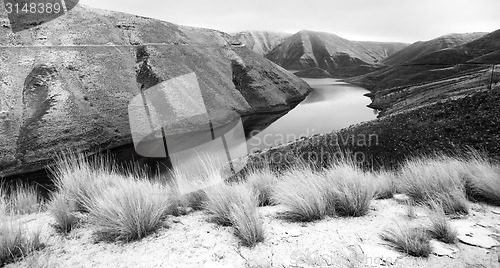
(247, 78), (377, 152)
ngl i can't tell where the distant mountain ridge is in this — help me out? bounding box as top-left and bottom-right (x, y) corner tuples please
(232, 31), (291, 55)
(382, 32), (486, 66)
(265, 30), (408, 76)
(348, 29), (500, 91)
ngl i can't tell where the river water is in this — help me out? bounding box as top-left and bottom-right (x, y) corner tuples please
(247, 78), (377, 152)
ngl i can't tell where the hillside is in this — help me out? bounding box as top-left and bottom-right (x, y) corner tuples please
(348, 29), (500, 92)
(0, 2), (311, 179)
(265, 30), (407, 75)
(232, 31), (291, 55)
(382, 33), (486, 66)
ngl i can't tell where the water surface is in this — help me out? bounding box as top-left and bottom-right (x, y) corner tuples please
(248, 78), (376, 151)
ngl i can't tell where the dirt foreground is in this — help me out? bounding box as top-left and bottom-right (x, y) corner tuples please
(7, 199), (500, 268)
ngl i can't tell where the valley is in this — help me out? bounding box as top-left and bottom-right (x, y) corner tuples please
(1, 2), (500, 268)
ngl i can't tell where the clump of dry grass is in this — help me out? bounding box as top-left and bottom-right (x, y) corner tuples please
(204, 181), (264, 247)
(48, 193), (80, 234)
(49, 152), (174, 241)
(324, 163), (375, 217)
(380, 223), (432, 257)
(272, 167), (328, 222)
(1, 183), (43, 215)
(0, 213), (44, 266)
(50, 152), (119, 212)
(229, 190), (264, 247)
(86, 178), (171, 242)
(427, 203), (458, 244)
(460, 152), (500, 206)
(372, 170), (398, 200)
(244, 168), (278, 207)
(399, 156), (469, 215)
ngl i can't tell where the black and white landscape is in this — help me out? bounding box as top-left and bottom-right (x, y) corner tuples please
(1, 0), (500, 267)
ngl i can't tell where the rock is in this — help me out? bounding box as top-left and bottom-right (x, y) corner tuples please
(453, 220), (495, 236)
(452, 220), (500, 248)
(430, 240), (458, 257)
(359, 244), (402, 266)
(458, 234), (499, 249)
(492, 209), (500, 215)
(0, 4), (311, 179)
(393, 194), (411, 204)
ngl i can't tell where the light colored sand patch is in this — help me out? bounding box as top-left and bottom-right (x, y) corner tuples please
(5, 200), (500, 268)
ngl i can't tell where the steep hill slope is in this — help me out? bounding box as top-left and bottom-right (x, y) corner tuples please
(232, 31), (291, 55)
(0, 2), (311, 178)
(382, 33), (486, 66)
(265, 30), (407, 74)
(349, 29), (500, 92)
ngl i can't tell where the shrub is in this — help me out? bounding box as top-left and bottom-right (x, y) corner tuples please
(272, 167), (328, 222)
(0, 216), (44, 266)
(399, 156), (469, 215)
(427, 203), (458, 244)
(323, 163), (375, 217)
(86, 178), (171, 242)
(380, 223), (432, 257)
(48, 193), (80, 234)
(245, 168), (278, 206)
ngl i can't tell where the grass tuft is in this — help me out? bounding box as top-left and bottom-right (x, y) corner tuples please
(427, 203), (458, 244)
(272, 167), (328, 222)
(461, 152), (500, 206)
(245, 168), (278, 207)
(399, 156), (469, 215)
(50, 152), (119, 213)
(373, 170), (398, 200)
(229, 189), (264, 247)
(0, 215), (44, 266)
(204, 182), (264, 247)
(48, 193), (80, 234)
(1, 184), (43, 215)
(380, 223), (432, 257)
(86, 178), (171, 242)
(324, 163), (375, 217)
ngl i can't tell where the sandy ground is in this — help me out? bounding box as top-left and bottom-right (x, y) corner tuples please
(6, 199), (500, 268)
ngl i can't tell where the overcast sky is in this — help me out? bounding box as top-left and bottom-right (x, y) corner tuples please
(80, 0), (500, 43)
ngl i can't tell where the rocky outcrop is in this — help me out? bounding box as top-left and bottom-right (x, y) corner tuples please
(0, 2), (311, 178)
